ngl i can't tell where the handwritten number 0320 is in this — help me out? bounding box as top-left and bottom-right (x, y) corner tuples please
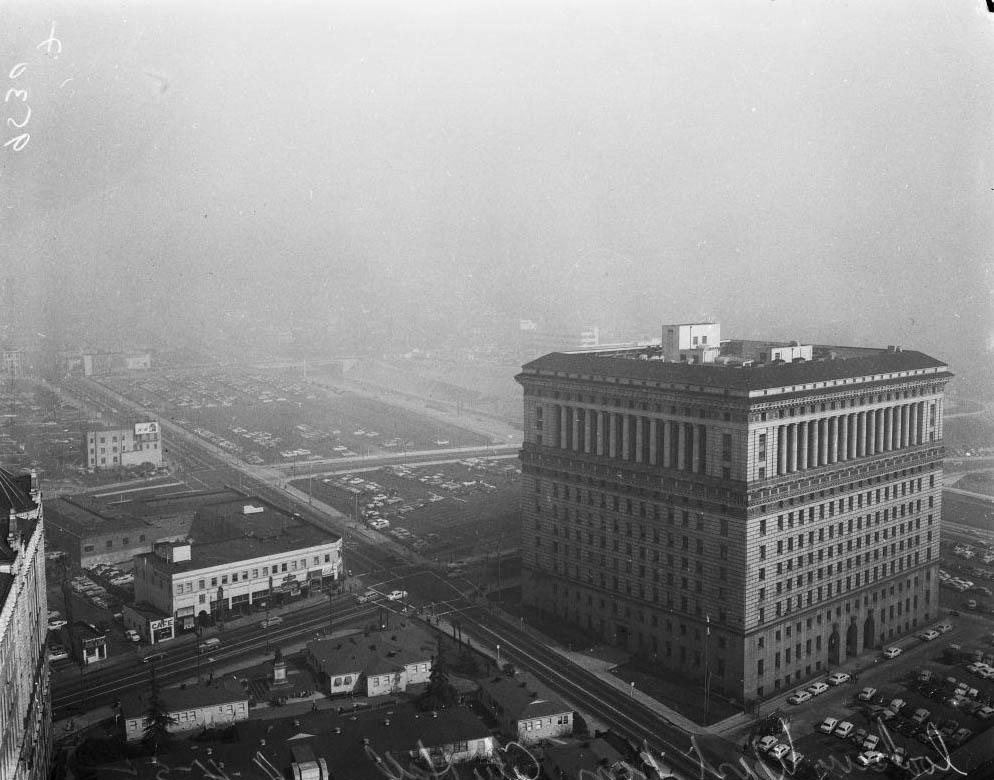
(4, 62), (30, 150)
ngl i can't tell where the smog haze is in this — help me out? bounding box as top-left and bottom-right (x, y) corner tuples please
(2, 0), (992, 390)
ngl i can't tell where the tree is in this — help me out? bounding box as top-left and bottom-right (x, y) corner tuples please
(418, 656), (457, 711)
(142, 667), (177, 756)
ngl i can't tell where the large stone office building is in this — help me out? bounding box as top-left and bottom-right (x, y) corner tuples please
(0, 468), (51, 779)
(516, 322), (950, 703)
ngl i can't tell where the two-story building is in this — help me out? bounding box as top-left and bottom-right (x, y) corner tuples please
(133, 497), (342, 630)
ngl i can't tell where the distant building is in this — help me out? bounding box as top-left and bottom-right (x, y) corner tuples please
(120, 678), (249, 741)
(0, 467), (51, 780)
(85, 421), (162, 470)
(517, 323), (951, 703)
(0, 347), (22, 374)
(476, 673), (574, 745)
(304, 627), (436, 698)
(133, 497), (342, 630)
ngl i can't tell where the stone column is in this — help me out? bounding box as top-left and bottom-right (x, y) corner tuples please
(596, 411), (606, 455)
(789, 423), (799, 473)
(875, 408), (886, 454)
(677, 423), (687, 470)
(819, 418), (829, 466)
(584, 409), (593, 453)
(662, 421), (672, 468)
(635, 417), (645, 464)
(798, 420), (809, 470)
(692, 425), (702, 473)
(649, 419), (659, 465)
(778, 425), (787, 476)
(621, 414), (631, 461)
(609, 413), (618, 458)
(560, 406), (569, 449)
(857, 411), (867, 457)
(828, 417), (838, 464)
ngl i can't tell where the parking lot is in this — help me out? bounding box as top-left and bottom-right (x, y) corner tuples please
(94, 367), (495, 466)
(294, 457), (521, 561)
(745, 602), (994, 778)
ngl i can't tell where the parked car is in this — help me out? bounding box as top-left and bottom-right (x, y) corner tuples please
(862, 734), (880, 751)
(976, 706), (994, 720)
(858, 686), (878, 702)
(386, 589), (408, 601)
(950, 728), (973, 747)
(124, 629), (141, 643)
(827, 672), (851, 686)
(47, 618), (67, 631)
(912, 708), (932, 724)
(883, 647), (903, 659)
(355, 591), (377, 604)
(48, 645), (69, 662)
(808, 682), (830, 696)
(260, 617), (283, 628)
(888, 698), (907, 714)
(787, 691), (812, 705)
(936, 623), (954, 634)
(756, 736), (778, 753)
(857, 751), (886, 767)
(819, 717), (839, 734)
(920, 629), (940, 641)
(834, 721), (855, 739)
(768, 744), (790, 760)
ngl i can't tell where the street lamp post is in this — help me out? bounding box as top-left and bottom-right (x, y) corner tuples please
(496, 644), (500, 669)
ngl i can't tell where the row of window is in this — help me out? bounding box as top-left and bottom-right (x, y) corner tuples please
(174, 555), (335, 595)
(82, 534), (147, 552)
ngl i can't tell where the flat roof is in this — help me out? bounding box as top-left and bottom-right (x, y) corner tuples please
(520, 345), (950, 396)
(306, 626), (437, 674)
(120, 677), (246, 719)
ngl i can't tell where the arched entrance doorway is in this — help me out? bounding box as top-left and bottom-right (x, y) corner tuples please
(863, 614), (876, 650)
(828, 627), (841, 666)
(846, 621), (859, 658)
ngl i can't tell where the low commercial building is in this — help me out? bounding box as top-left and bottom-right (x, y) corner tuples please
(542, 738), (630, 780)
(477, 673), (574, 745)
(85, 421), (162, 470)
(71, 622), (107, 665)
(45, 496), (153, 569)
(133, 497), (342, 630)
(122, 603), (175, 645)
(121, 678), (249, 741)
(304, 627), (436, 698)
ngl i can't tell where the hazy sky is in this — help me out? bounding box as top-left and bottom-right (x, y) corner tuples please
(2, 1), (992, 385)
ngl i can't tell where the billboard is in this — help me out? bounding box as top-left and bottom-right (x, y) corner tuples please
(134, 421), (159, 436)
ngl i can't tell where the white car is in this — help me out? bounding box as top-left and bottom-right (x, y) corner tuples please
(920, 629), (940, 641)
(787, 691), (812, 705)
(862, 734), (880, 751)
(827, 672), (851, 686)
(756, 736), (778, 753)
(48, 645), (69, 662)
(818, 717), (839, 734)
(47, 618), (67, 631)
(882, 646), (903, 659)
(936, 623), (954, 634)
(386, 590), (408, 601)
(857, 751), (886, 768)
(124, 629), (141, 643)
(858, 686), (878, 702)
(769, 744), (791, 760)
(834, 721), (855, 739)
